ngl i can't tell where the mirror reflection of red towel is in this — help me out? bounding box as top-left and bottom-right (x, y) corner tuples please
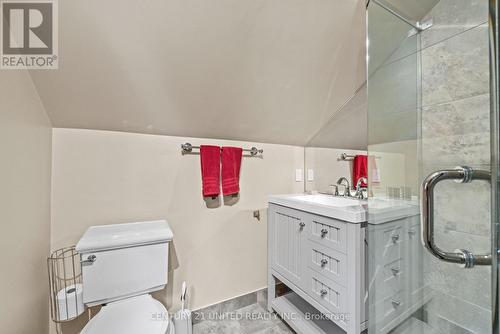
(369, 155), (380, 184)
(221, 147), (243, 195)
(200, 145), (221, 197)
(353, 155), (368, 188)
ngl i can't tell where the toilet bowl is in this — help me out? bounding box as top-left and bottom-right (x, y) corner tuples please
(81, 295), (174, 334)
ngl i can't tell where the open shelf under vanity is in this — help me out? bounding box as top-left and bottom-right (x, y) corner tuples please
(272, 292), (351, 334)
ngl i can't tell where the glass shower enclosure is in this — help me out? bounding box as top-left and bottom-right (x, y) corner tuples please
(367, 0), (495, 333)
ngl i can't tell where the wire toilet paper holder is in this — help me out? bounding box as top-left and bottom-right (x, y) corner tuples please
(47, 246), (87, 333)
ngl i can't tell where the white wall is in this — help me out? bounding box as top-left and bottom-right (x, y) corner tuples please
(0, 71), (52, 334)
(50, 128), (304, 331)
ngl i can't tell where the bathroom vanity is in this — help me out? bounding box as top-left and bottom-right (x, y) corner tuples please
(267, 194), (367, 334)
(267, 194), (422, 334)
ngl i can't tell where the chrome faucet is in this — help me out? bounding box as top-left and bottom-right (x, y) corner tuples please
(355, 177), (368, 199)
(336, 177), (351, 197)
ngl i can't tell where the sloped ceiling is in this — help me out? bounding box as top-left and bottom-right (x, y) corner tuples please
(307, 85), (367, 150)
(30, 0), (366, 146)
(382, 0), (439, 21)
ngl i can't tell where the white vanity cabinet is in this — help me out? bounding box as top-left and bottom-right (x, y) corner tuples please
(267, 194), (424, 334)
(368, 215), (430, 334)
(268, 202), (367, 334)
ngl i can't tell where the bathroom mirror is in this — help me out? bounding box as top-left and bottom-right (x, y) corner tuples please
(304, 86), (368, 194)
(304, 83), (417, 197)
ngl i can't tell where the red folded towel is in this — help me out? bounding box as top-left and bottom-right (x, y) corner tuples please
(353, 155), (368, 189)
(200, 145), (221, 197)
(221, 146), (243, 196)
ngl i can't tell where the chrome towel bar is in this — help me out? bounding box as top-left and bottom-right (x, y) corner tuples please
(181, 142), (263, 156)
(339, 153), (381, 161)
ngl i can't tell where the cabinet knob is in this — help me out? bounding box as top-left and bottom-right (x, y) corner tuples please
(408, 229), (416, 236)
(321, 259), (328, 267)
(320, 289), (328, 297)
(391, 300), (402, 307)
(321, 229), (328, 238)
(391, 267), (400, 275)
(391, 234), (400, 243)
(299, 222), (306, 229)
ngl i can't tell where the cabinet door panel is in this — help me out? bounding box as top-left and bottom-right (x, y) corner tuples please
(270, 205), (306, 287)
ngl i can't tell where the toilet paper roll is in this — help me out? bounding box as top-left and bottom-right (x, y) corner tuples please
(56, 283), (85, 321)
(173, 309), (192, 334)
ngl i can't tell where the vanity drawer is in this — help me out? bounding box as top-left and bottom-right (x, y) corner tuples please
(307, 215), (347, 253)
(307, 269), (347, 316)
(376, 225), (404, 264)
(307, 241), (347, 286)
(373, 258), (404, 301)
(374, 291), (405, 331)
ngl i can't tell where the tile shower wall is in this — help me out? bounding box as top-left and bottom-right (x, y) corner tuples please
(420, 1), (490, 333)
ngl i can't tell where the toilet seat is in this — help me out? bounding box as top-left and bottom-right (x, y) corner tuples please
(81, 294), (174, 334)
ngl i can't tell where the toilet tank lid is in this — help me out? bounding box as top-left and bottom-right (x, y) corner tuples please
(76, 220), (173, 253)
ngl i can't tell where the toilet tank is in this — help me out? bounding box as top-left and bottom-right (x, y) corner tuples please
(75, 220), (173, 306)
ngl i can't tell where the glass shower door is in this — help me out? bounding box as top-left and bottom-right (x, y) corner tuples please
(367, 0), (494, 333)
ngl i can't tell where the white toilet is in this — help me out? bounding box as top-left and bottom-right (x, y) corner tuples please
(75, 220), (175, 334)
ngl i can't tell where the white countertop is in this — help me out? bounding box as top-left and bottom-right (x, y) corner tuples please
(268, 194), (419, 224)
(367, 197), (420, 224)
(269, 194), (367, 223)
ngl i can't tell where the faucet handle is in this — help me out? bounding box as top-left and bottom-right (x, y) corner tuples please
(355, 177), (368, 190)
(329, 184), (339, 196)
(339, 184), (351, 197)
(354, 177), (368, 199)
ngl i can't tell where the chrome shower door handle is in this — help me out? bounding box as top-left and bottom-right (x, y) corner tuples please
(421, 166), (491, 268)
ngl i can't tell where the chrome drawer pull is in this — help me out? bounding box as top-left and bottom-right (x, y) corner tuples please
(320, 259), (328, 267)
(391, 267), (400, 275)
(391, 234), (400, 243)
(320, 289), (328, 297)
(320, 229), (328, 238)
(81, 255), (97, 265)
(391, 300), (401, 307)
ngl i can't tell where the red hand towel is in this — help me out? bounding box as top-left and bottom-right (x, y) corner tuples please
(200, 145), (221, 197)
(221, 147), (243, 196)
(353, 155), (368, 189)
